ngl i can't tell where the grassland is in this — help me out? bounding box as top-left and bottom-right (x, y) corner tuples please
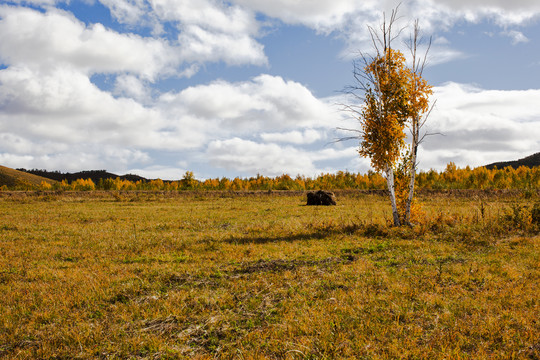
(0, 191), (538, 359)
(0, 166), (58, 188)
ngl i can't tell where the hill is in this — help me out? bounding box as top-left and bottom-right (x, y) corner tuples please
(0, 165), (58, 188)
(484, 152), (540, 170)
(16, 169), (147, 184)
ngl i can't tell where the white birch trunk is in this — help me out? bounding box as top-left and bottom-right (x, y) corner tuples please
(385, 165), (401, 226)
(405, 115), (419, 225)
(405, 150), (417, 225)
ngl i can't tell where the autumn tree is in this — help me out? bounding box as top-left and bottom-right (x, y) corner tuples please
(342, 8), (433, 226)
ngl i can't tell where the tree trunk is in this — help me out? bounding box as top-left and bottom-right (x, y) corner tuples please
(404, 152), (417, 225)
(405, 128), (419, 225)
(385, 165), (401, 226)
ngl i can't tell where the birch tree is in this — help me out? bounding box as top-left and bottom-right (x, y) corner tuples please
(343, 9), (433, 226)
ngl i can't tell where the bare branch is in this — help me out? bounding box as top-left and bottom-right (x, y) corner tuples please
(419, 131), (445, 144)
(336, 127), (362, 134)
(419, 99), (437, 129)
(329, 136), (361, 145)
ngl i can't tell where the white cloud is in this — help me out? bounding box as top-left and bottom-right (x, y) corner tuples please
(0, 65), (160, 144)
(0, 6), (177, 80)
(0, 66), (346, 175)
(125, 165), (186, 180)
(7, 0), (65, 6)
(0, 133), (68, 155)
(419, 82), (540, 169)
(0, 145), (150, 173)
(207, 138), (316, 176)
(159, 74), (337, 134)
(154, 0), (258, 33)
(231, 0), (540, 33)
(260, 129), (324, 144)
(177, 24), (266, 66)
(114, 74), (152, 102)
(434, 36), (450, 45)
(0, 64), (214, 167)
(426, 0), (540, 25)
(0, 3), (267, 83)
(425, 47), (467, 66)
(206, 138), (357, 176)
(149, 0), (267, 66)
(232, 0), (364, 32)
(98, 0), (148, 25)
(501, 30), (530, 44)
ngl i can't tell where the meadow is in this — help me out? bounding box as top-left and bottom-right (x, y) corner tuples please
(0, 190), (538, 359)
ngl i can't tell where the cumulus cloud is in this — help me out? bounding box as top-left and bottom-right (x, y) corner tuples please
(234, 0), (540, 30)
(420, 82), (540, 169)
(114, 74), (152, 102)
(425, 0), (540, 25)
(158, 75), (337, 134)
(260, 129), (324, 144)
(0, 6), (177, 80)
(501, 30), (530, 44)
(98, 0), (149, 25)
(207, 138), (316, 175)
(0, 62), (215, 178)
(7, 0), (64, 6)
(0, 67), (344, 174)
(177, 24), (266, 66)
(98, 0), (267, 67)
(206, 138), (357, 176)
(124, 165), (187, 180)
(0, 65), (161, 145)
(0, 144), (150, 173)
(0, 3), (267, 82)
(232, 0), (364, 32)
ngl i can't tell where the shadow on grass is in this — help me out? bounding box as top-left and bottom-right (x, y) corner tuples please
(224, 231), (330, 245)
(232, 256), (357, 274)
(223, 222), (389, 245)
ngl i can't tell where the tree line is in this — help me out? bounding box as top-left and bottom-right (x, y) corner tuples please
(3, 163), (538, 192)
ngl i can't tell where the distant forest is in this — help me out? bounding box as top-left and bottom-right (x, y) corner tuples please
(17, 152), (540, 184)
(6, 162), (538, 192)
(17, 169), (146, 184)
(484, 152), (540, 170)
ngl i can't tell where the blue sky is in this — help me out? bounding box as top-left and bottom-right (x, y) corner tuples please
(0, 0), (539, 180)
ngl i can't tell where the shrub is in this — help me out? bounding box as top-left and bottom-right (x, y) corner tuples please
(532, 202), (540, 226)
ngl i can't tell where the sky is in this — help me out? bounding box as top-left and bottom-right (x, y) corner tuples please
(0, 0), (539, 180)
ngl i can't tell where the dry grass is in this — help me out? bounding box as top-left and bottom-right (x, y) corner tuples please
(0, 191), (538, 359)
(0, 166), (58, 188)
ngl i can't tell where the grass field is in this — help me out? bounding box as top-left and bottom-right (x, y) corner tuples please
(0, 191), (538, 359)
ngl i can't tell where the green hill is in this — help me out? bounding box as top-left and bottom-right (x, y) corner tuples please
(0, 165), (58, 188)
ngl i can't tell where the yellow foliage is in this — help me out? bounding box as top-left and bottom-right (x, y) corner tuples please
(71, 178), (95, 191)
(40, 181), (52, 190)
(359, 49), (412, 172)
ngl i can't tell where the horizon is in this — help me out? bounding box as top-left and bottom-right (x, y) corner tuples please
(15, 150), (539, 182)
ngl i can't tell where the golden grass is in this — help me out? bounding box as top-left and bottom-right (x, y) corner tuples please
(0, 191), (538, 359)
(0, 166), (58, 188)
